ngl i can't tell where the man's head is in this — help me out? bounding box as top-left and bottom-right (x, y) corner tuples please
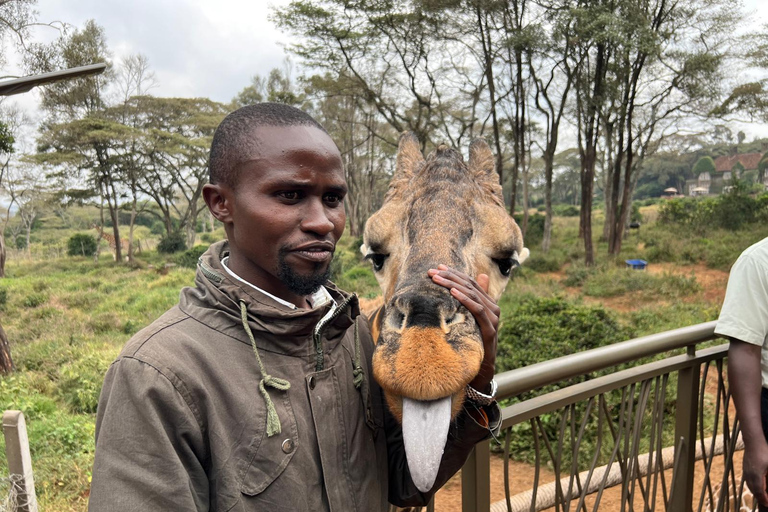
(203, 103), (346, 306)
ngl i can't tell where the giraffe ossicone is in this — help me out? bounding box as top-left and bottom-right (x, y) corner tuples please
(362, 132), (528, 492)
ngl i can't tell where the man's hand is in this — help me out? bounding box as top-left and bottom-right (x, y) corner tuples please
(428, 264), (500, 393)
(744, 440), (768, 506)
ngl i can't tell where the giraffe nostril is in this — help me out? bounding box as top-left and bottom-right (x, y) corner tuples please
(387, 309), (406, 332)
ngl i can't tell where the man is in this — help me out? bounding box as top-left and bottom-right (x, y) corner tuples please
(88, 103), (501, 511)
(717, 237), (768, 510)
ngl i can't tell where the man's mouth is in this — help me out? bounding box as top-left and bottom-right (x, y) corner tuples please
(290, 242), (335, 262)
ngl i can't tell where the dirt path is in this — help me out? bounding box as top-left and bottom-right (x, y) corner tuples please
(541, 262), (729, 313)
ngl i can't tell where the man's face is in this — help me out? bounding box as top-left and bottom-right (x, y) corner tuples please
(208, 124), (347, 304)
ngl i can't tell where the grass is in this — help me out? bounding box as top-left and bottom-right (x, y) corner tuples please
(0, 258), (195, 511)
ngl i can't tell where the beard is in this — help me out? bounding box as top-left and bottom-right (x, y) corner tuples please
(276, 248), (333, 296)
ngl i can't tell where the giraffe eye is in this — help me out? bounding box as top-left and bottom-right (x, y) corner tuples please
(493, 257), (518, 277)
(365, 253), (389, 272)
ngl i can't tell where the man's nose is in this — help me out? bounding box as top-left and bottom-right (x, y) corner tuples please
(301, 199), (335, 235)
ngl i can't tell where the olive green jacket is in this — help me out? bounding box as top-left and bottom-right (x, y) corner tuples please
(88, 241), (497, 512)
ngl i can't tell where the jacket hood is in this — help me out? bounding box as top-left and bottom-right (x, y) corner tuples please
(178, 240), (360, 359)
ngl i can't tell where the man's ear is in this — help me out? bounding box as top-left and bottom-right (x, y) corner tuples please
(203, 183), (232, 224)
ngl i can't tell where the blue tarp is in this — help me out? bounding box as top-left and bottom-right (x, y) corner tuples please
(625, 259), (647, 270)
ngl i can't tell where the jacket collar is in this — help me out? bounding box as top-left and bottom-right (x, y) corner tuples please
(178, 240), (359, 359)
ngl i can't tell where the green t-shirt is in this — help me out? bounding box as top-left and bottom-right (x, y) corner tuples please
(715, 237), (768, 387)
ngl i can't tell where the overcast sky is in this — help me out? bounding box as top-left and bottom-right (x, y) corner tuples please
(4, 0), (768, 139)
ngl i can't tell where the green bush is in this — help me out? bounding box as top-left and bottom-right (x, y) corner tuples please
(157, 231), (187, 253)
(496, 295), (631, 378)
(563, 263), (594, 287)
(176, 244), (209, 268)
(553, 204), (580, 217)
(525, 251), (565, 273)
(515, 214), (545, 246)
(67, 233), (98, 257)
(57, 353), (113, 414)
(0, 287), (6, 311)
(659, 181), (765, 232)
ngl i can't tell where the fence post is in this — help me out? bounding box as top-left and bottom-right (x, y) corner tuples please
(461, 442), (491, 512)
(3, 410), (38, 512)
(669, 347), (700, 512)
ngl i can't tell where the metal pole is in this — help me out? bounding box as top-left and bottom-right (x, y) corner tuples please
(462, 442), (491, 512)
(3, 410), (38, 512)
(668, 347), (700, 512)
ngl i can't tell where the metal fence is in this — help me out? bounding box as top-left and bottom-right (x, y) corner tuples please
(459, 320), (752, 512)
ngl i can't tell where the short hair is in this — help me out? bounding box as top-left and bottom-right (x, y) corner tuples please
(209, 103), (327, 186)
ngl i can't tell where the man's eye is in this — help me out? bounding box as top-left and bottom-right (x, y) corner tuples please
(324, 193), (343, 206)
(279, 191), (301, 201)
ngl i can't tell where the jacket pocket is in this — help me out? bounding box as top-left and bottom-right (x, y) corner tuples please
(238, 392), (299, 496)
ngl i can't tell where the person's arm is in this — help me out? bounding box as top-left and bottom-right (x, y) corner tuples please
(729, 338), (768, 507)
(386, 265), (501, 507)
(89, 357), (208, 512)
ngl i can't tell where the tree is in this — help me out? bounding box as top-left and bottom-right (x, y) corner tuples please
(0, 117), (15, 278)
(127, 96), (227, 248)
(693, 156), (716, 176)
(233, 62), (303, 108)
(28, 21), (126, 258)
(304, 72), (396, 237)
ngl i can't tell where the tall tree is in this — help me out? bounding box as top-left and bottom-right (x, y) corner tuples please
(27, 21), (124, 258)
(602, 0), (739, 255)
(527, 0), (579, 251)
(128, 96), (227, 248)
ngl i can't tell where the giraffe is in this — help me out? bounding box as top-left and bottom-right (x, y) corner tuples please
(93, 225), (129, 261)
(362, 132), (529, 492)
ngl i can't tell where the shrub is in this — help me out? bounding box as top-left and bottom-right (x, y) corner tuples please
(150, 220), (165, 235)
(0, 287), (6, 311)
(515, 213), (545, 246)
(176, 244), (209, 268)
(58, 353), (112, 414)
(157, 231), (187, 253)
(525, 251), (565, 273)
(563, 263), (594, 287)
(496, 295), (631, 377)
(553, 204), (580, 217)
(67, 233), (98, 257)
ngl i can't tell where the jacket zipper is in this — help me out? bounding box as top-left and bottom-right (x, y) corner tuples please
(313, 294), (355, 372)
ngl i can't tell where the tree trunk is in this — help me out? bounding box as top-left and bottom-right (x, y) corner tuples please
(108, 181), (122, 262)
(476, 6), (505, 190)
(0, 322), (14, 375)
(186, 199), (198, 249)
(128, 198), (137, 263)
(0, 233), (6, 278)
(542, 152), (554, 252)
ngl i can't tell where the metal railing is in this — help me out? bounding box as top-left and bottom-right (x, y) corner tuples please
(460, 320), (750, 512)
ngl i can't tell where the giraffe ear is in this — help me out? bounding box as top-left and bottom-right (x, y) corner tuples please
(394, 132), (424, 181)
(386, 132), (425, 201)
(468, 138), (503, 205)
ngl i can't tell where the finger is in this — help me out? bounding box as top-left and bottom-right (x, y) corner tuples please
(476, 273), (490, 294)
(450, 287), (494, 332)
(430, 268), (497, 313)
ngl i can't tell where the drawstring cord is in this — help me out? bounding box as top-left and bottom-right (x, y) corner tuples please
(240, 300), (291, 437)
(352, 321), (364, 390)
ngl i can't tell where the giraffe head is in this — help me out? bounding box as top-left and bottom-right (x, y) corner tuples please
(361, 132), (528, 490)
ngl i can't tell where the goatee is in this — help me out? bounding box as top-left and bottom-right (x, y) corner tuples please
(277, 249), (332, 296)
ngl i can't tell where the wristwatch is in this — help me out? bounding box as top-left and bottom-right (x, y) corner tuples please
(465, 379), (498, 406)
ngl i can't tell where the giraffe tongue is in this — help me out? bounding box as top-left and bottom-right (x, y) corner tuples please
(401, 396), (452, 493)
